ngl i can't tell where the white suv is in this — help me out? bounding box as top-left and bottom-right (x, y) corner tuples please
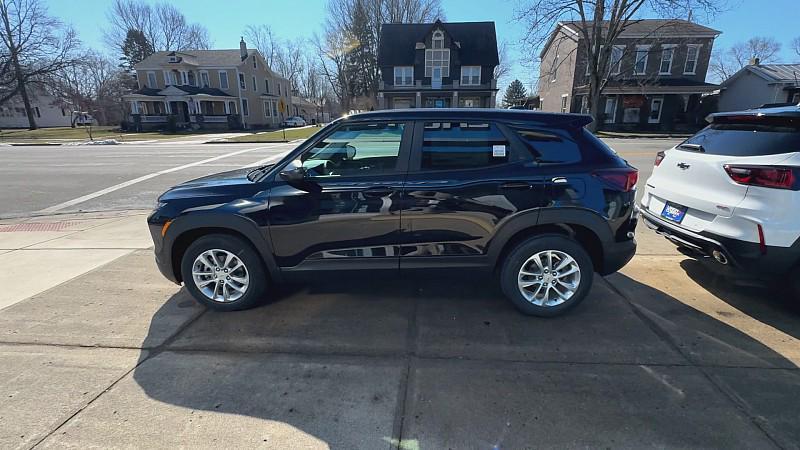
(640, 105), (800, 296)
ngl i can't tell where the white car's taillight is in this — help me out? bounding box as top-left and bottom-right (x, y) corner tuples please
(723, 165), (798, 190)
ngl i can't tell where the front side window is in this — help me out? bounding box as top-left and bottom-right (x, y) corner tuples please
(242, 99), (249, 116)
(200, 71), (210, 87)
(239, 73), (246, 90)
(511, 126), (582, 165)
(684, 45), (700, 74)
(301, 122), (405, 177)
(219, 71), (229, 89)
(432, 30), (444, 49)
(461, 66), (481, 85)
(659, 45), (675, 74)
(253, 76), (257, 92)
(147, 72), (157, 88)
(560, 95), (569, 113)
(420, 122), (509, 171)
(394, 66), (413, 86)
(425, 49), (450, 78)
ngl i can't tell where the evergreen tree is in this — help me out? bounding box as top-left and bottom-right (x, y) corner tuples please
(119, 29), (153, 71)
(502, 79), (527, 107)
(344, 0), (377, 100)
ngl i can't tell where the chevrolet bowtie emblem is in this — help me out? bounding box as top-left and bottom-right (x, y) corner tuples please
(677, 163), (691, 170)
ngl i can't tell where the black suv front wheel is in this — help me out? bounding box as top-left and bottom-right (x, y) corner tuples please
(181, 234), (267, 311)
(500, 235), (594, 317)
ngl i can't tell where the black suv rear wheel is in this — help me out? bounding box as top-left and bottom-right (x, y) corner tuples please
(500, 235), (594, 317)
(181, 234), (267, 311)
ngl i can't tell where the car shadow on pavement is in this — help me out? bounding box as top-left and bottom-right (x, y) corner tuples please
(126, 271), (800, 448)
(679, 259), (800, 340)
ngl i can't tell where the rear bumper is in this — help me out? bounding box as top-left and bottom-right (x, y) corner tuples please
(640, 207), (799, 277)
(599, 239), (637, 275)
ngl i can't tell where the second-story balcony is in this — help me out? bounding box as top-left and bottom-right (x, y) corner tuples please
(379, 79), (498, 92)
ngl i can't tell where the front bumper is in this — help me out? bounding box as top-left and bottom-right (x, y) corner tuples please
(148, 220), (180, 284)
(640, 207), (798, 278)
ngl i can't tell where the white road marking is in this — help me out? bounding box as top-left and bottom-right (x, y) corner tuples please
(38, 145), (277, 213)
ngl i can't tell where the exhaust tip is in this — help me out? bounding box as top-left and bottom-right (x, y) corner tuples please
(712, 250), (728, 265)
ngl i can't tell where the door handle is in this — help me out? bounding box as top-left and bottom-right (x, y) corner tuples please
(362, 186), (394, 197)
(500, 182), (531, 190)
(551, 177), (568, 184)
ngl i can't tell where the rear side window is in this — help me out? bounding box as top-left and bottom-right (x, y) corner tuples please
(510, 126), (582, 164)
(421, 122), (509, 170)
(681, 123), (800, 156)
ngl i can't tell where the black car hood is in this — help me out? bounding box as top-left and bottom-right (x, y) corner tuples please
(159, 166), (271, 201)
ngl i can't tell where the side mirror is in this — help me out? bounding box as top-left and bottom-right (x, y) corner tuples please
(279, 159), (306, 182)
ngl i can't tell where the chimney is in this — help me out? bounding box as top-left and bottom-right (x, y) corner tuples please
(749, 57), (761, 66)
(240, 37), (247, 61)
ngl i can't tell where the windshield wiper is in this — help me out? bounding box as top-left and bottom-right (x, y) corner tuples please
(246, 164), (274, 181)
(677, 143), (705, 152)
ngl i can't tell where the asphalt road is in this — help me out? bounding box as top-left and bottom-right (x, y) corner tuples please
(0, 137), (680, 218)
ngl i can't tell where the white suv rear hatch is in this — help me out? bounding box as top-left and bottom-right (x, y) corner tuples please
(643, 115), (800, 240)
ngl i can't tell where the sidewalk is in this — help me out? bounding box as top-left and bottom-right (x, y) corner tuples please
(0, 210), (153, 310)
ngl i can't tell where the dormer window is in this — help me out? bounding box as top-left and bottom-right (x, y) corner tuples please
(432, 30), (444, 49)
(168, 55), (178, 63)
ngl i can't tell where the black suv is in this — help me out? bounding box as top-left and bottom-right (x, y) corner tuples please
(148, 109), (638, 316)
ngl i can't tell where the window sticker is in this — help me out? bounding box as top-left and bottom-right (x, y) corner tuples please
(492, 145), (506, 158)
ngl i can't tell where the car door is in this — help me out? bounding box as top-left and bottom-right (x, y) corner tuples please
(398, 120), (550, 267)
(266, 121), (412, 269)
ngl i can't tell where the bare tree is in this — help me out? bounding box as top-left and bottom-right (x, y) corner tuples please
(104, 0), (211, 59)
(243, 24), (277, 67)
(323, 0), (444, 106)
(56, 50), (133, 126)
(515, 0), (725, 130)
(494, 41), (512, 84)
(0, 0), (82, 129)
(710, 36), (781, 82)
(313, 29), (353, 112)
(274, 39), (306, 91)
(792, 36), (800, 59)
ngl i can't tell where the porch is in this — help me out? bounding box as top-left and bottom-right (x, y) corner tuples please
(124, 94), (240, 130)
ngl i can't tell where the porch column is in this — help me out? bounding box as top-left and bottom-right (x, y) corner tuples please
(452, 91), (458, 108)
(164, 101), (171, 114)
(130, 101), (139, 114)
(224, 101), (230, 114)
(415, 92), (421, 108)
(490, 92), (496, 108)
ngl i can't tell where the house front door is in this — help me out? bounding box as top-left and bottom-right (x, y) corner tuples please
(432, 67), (442, 89)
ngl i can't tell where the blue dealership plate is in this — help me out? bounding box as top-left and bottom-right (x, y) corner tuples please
(661, 202), (688, 223)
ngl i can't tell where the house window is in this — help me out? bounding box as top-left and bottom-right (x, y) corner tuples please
(394, 66), (413, 86)
(659, 45), (675, 75)
(188, 71), (196, 86)
(461, 66), (481, 85)
(164, 70), (177, 86)
(560, 95), (569, 113)
(425, 48), (450, 78)
(180, 71), (189, 85)
(432, 30), (444, 49)
(35, 106), (40, 118)
(253, 56), (257, 69)
(253, 76), (257, 92)
(684, 45), (700, 74)
(200, 71), (209, 87)
(272, 101), (278, 117)
(265, 79), (270, 92)
(264, 101), (270, 117)
(610, 46), (625, 75)
(219, 71), (229, 89)
(551, 54), (559, 82)
(147, 71), (157, 88)
(242, 98), (249, 116)
(61, 108), (65, 116)
(604, 96), (617, 123)
(634, 46), (650, 75)
(649, 97), (664, 123)
(239, 73), (246, 90)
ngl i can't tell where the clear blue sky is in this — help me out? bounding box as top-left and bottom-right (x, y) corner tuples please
(45, 0), (800, 93)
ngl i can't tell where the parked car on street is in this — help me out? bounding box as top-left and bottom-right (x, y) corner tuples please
(148, 109), (639, 316)
(640, 105), (800, 297)
(281, 116), (307, 127)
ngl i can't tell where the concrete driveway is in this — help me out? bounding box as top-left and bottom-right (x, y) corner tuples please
(0, 212), (798, 449)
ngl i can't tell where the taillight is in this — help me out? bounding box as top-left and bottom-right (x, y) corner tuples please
(723, 165), (797, 189)
(654, 151), (665, 167)
(593, 168), (639, 192)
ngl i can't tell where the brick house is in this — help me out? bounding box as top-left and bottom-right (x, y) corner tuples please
(377, 20), (499, 109)
(123, 39), (291, 130)
(538, 20), (720, 131)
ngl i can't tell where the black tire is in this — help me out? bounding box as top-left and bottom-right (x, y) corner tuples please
(500, 234), (594, 317)
(180, 234), (267, 311)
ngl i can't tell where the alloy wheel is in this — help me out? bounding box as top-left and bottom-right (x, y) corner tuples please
(191, 249), (250, 303)
(517, 250), (581, 307)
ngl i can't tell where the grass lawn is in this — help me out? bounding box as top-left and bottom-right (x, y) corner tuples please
(227, 126), (322, 143)
(0, 126), (231, 143)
